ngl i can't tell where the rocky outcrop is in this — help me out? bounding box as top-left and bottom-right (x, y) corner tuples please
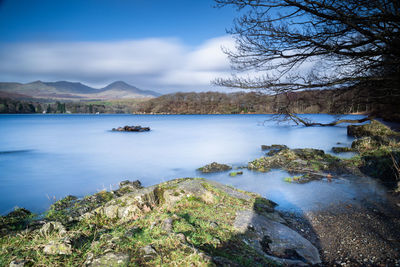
(344, 120), (400, 188)
(234, 210), (321, 266)
(197, 162), (232, 173)
(0, 178), (321, 266)
(248, 146), (357, 182)
(347, 120), (396, 138)
(112, 125), (150, 132)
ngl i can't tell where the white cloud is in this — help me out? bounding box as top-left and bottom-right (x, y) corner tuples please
(0, 36), (236, 93)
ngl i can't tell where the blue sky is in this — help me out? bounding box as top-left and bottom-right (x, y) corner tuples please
(0, 0), (239, 92)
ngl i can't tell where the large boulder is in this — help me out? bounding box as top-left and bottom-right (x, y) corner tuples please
(234, 210), (321, 266)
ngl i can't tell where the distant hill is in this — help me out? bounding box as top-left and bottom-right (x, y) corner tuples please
(0, 80), (161, 100)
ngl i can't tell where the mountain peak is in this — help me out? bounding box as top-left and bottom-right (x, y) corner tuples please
(103, 81), (134, 90)
(100, 81), (161, 97)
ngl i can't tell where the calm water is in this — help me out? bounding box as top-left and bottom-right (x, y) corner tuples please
(0, 114), (387, 214)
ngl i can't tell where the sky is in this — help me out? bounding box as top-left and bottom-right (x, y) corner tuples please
(0, 0), (239, 93)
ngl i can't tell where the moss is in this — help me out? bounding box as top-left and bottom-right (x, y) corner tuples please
(229, 171), (243, 177)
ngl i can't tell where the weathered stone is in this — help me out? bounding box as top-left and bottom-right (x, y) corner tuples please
(140, 245), (157, 259)
(88, 252), (129, 267)
(103, 205), (119, 219)
(198, 162), (232, 173)
(234, 210), (321, 265)
(39, 221), (67, 237)
(161, 218), (173, 232)
(261, 144), (288, 151)
(9, 259), (28, 267)
(43, 240), (72, 255)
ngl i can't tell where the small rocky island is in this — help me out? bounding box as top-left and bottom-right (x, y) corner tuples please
(112, 125), (150, 132)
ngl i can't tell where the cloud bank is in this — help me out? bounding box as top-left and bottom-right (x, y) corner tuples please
(0, 36), (235, 93)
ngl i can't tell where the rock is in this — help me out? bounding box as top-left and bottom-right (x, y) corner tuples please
(292, 148), (325, 160)
(125, 226), (141, 237)
(234, 210), (321, 265)
(161, 218), (173, 232)
(51, 195), (78, 211)
(9, 259), (28, 267)
(119, 180), (142, 189)
(140, 245), (157, 259)
(332, 147), (353, 153)
(347, 120), (397, 138)
(209, 221), (218, 228)
(39, 221), (67, 237)
(43, 240), (72, 255)
(262, 144), (289, 156)
(213, 256), (239, 267)
(103, 205), (119, 219)
(261, 144), (288, 151)
(0, 208), (32, 233)
(88, 252), (130, 267)
(198, 162), (232, 173)
(112, 125), (150, 132)
(114, 180), (143, 196)
(176, 233), (186, 243)
(351, 136), (388, 151)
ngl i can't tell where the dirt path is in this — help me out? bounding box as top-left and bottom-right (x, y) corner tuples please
(282, 196), (400, 266)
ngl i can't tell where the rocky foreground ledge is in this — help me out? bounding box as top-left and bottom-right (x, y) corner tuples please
(0, 178), (320, 266)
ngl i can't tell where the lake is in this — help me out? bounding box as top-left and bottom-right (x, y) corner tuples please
(0, 114), (388, 215)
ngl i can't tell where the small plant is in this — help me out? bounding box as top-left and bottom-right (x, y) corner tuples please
(229, 171), (243, 177)
(284, 177), (292, 183)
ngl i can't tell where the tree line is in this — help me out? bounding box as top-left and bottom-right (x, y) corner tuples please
(0, 88), (374, 115)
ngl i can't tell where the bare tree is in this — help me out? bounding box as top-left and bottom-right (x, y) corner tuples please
(215, 0), (400, 124)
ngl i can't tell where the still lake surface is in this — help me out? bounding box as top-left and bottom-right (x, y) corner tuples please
(0, 114), (388, 215)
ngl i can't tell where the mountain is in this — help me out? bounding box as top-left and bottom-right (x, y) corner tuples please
(99, 81), (161, 97)
(0, 81), (161, 100)
(44, 81), (97, 94)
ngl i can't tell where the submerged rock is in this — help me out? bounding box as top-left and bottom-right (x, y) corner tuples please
(198, 162), (232, 173)
(112, 125), (150, 132)
(229, 171), (243, 177)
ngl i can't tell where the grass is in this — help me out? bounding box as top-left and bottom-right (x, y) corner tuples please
(0, 180), (279, 266)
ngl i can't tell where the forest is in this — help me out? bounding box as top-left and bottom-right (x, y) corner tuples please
(0, 87), (374, 116)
